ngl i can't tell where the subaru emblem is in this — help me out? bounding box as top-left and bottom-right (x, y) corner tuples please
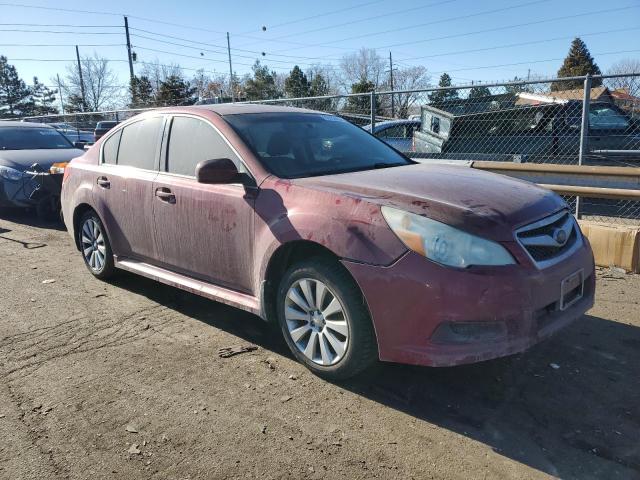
(553, 228), (568, 245)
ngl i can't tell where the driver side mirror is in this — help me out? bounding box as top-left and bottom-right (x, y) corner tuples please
(73, 141), (86, 149)
(196, 158), (240, 184)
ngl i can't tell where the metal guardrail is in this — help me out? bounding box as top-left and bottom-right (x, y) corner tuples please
(469, 161), (640, 222)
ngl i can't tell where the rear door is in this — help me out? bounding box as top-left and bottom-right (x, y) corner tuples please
(92, 116), (164, 262)
(152, 115), (255, 293)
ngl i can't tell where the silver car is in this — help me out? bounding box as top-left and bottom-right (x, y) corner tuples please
(363, 119), (421, 153)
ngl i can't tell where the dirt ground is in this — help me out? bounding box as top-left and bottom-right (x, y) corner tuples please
(0, 211), (638, 480)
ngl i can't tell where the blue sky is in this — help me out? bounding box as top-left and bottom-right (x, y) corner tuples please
(1, 0), (639, 92)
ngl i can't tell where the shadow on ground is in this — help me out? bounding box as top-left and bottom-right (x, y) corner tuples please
(0, 208), (66, 231)
(113, 270), (640, 479)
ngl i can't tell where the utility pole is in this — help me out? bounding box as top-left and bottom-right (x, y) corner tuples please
(56, 74), (65, 114)
(75, 45), (86, 111)
(389, 51), (395, 118)
(226, 32), (234, 102)
(124, 16), (134, 82)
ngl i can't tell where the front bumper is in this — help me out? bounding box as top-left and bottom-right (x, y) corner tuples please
(343, 239), (595, 367)
(0, 177), (37, 208)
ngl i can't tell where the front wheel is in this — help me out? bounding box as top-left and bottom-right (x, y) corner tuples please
(276, 258), (378, 380)
(77, 210), (115, 280)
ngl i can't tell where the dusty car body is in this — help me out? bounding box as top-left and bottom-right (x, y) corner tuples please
(61, 104), (595, 378)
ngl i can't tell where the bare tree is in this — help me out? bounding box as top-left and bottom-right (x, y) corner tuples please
(307, 64), (341, 95)
(388, 66), (431, 118)
(606, 58), (640, 97)
(339, 48), (386, 90)
(140, 59), (182, 92)
(61, 52), (122, 111)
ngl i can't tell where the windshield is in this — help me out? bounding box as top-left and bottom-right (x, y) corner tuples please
(0, 127), (74, 150)
(224, 113), (413, 178)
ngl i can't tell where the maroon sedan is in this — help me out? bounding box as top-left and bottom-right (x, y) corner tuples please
(61, 105), (594, 379)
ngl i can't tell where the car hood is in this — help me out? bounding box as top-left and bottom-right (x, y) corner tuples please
(0, 148), (83, 171)
(294, 163), (565, 241)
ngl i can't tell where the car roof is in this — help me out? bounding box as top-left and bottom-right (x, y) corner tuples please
(0, 121), (52, 128)
(363, 118), (421, 131)
(185, 103), (319, 116)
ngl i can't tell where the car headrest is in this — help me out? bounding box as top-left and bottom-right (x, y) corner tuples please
(266, 132), (291, 156)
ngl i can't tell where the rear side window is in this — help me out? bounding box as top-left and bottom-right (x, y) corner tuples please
(117, 117), (163, 170)
(166, 116), (241, 176)
(102, 129), (122, 164)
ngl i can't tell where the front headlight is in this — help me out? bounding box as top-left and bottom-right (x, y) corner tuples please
(0, 166), (24, 181)
(381, 206), (515, 268)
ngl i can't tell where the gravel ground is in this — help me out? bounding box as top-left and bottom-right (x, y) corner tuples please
(0, 211), (639, 480)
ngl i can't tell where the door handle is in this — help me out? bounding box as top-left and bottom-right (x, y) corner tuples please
(155, 188), (176, 204)
(97, 176), (110, 189)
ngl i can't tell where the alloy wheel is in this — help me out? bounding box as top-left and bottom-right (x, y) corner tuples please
(284, 278), (349, 366)
(81, 218), (106, 272)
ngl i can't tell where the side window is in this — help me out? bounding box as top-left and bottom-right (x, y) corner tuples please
(166, 116), (242, 176)
(117, 117), (163, 170)
(102, 129), (122, 164)
(374, 127), (388, 139)
(382, 125), (406, 138)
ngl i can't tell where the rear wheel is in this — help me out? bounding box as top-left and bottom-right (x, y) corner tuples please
(277, 258), (377, 380)
(77, 210), (114, 279)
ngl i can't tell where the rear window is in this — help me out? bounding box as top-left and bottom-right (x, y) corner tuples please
(116, 117), (162, 170)
(102, 129), (122, 164)
(0, 127), (73, 150)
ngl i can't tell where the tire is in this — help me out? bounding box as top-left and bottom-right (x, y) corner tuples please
(276, 257), (378, 380)
(77, 210), (115, 280)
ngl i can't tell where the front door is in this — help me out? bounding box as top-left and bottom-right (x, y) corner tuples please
(92, 116), (164, 262)
(152, 115), (255, 293)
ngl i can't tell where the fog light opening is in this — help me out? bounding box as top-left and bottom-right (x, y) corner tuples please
(431, 321), (507, 344)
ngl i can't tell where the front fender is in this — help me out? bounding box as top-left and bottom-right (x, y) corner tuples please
(253, 182), (407, 291)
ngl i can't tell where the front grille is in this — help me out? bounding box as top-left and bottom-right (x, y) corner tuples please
(516, 210), (581, 267)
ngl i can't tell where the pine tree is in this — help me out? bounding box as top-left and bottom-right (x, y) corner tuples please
(284, 65), (309, 98)
(156, 75), (196, 106)
(468, 85), (491, 99)
(129, 75), (154, 108)
(428, 73), (459, 106)
(245, 61), (280, 100)
(29, 77), (58, 115)
(0, 56), (32, 116)
(309, 73), (332, 111)
(504, 76), (533, 94)
(346, 79), (378, 115)
(552, 38), (602, 91)
(64, 93), (89, 113)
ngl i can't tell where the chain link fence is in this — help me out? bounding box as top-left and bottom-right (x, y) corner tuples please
(4, 73), (639, 225)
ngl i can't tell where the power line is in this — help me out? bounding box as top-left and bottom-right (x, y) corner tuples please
(129, 32), (344, 62)
(0, 29), (121, 34)
(395, 26), (640, 63)
(278, 0), (552, 51)
(0, 43), (125, 47)
(0, 23), (120, 27)
(429, 49), (640, 75)
(367, 4), (639, 51)
(240, 0), (459, 45)
(250, 0), (386, 32)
